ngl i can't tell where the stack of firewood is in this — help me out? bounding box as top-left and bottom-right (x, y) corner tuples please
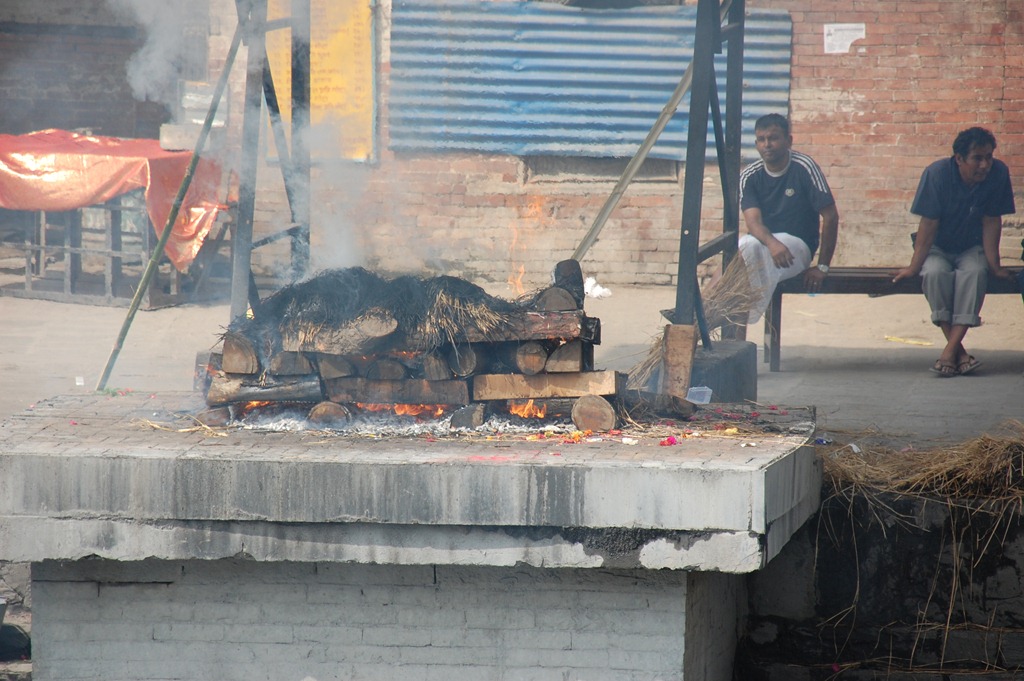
(197, 261), (624, 431)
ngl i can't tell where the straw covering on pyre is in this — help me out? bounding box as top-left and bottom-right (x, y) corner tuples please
(227, 267), (525, 359)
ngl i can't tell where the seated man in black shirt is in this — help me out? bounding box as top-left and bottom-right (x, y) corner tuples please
(738, 113), (840, 322)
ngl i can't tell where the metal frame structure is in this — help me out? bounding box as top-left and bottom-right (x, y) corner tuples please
(231, 0), (312, 320)
(226, 0), (746, 331)
(673, 0), (746, 335)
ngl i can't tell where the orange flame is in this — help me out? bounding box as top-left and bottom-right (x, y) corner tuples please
(506, 196), (551, 295)
(233, 400), (275, 419)
(357, 403), (447, 418)
(509, 399), (547, 419)
(507, 264), (525, 296)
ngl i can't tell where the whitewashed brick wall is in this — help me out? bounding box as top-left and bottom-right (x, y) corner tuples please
(32, 559), (692, 681)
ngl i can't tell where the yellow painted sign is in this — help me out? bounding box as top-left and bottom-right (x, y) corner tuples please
(266, 0), (375, 161)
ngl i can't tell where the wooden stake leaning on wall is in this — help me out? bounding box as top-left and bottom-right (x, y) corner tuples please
(569, 1), (732, 262)
(658, 324), (698, 400)
(96, 16), (246, 391)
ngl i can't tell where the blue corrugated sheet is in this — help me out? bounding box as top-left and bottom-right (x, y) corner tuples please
(389, 1), (791, 160)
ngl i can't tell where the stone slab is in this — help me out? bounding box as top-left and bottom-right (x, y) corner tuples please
(0, 391), (821, 573)
(691, 340), (758, 403)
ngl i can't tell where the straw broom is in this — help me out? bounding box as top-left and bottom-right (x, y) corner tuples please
(627, 256), (758, 391)
(701, 255), (759, 331)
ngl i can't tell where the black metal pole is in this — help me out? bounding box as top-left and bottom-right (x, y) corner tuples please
(723, 0), (745, 268)
(230, 0), (268, 321)
(710, 80), (734, 229)
(672, 0), (720, 324)
(262, 56), (297, 207)
(96, 16), (246, 391)
(721, 0), (746, 339)
(290, 0), (311, 280)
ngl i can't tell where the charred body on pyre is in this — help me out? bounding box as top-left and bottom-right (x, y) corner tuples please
(197, 261), (624, 431)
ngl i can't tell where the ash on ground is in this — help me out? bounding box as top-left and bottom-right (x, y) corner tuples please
(234, 405), (576, 438)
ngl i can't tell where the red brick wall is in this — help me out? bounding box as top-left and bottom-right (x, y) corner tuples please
(752, 0), (1024, 267)
(237, 0), (1024, 287)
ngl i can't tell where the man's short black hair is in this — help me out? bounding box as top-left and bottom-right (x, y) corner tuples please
(953, 127), (997, 157)
(754, 113), (790, 136)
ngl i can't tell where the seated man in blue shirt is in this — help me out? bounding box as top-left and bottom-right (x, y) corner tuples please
(893, 127), (1016, 376)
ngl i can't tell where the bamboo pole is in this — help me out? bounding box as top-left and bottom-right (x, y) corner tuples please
(95, 17), (246, 391)
(571, 0), (731, 262)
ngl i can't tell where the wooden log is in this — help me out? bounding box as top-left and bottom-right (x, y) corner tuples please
(447, 343), (490, 378)
(268, 351), (312, 375)
(544, 340), (584, 373)
(623, 390), (695, 419)
(571, 394), (618, 432)
(472, 370), (625, 401)
(421, 351), (452, 381)
(365, 358), (408, 380)
(582, 340), (594, 372)
(280, 308), (398, 354)
(307, 401), (352, 426)
(192, 406), (232, 427)
(659, 324), (697, 399)
(552, 259), (585, 308)
(324, 377), (470, 405)
(314, 354), (356, 380)
(222, 332), (259, 374)
(450, 403), (488, 429)
(534, 286), (578, 311)
(514, 341), (550, 375)
(206, 372), (323, 407)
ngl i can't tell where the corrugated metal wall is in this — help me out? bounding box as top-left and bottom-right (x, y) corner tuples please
(389, 1), (791, 161)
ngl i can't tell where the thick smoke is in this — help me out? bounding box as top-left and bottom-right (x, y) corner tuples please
(110, 0), (366, 281)
(302, 119), (366, 275)
(107, 0), (197, 110)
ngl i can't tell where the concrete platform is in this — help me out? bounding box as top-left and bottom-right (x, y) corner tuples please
(0, 391), (819, 575)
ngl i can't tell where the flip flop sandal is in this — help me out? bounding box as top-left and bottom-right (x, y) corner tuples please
(930, 359), (959, 377)
(957, 356), (981, 375)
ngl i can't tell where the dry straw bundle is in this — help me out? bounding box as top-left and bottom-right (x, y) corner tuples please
(820, 423), (1024, 673)
(419, 285), (517, 349)
(823, 421), (1024, 507)
(701, 255), (759, 330)
(228, 268), (523, 353)
(627, 256), (758, 391)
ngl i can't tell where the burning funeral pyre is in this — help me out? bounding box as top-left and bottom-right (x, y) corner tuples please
(197, 262), (624, 432)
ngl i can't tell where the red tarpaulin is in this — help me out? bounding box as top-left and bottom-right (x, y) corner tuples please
(0, 129), (226, 271)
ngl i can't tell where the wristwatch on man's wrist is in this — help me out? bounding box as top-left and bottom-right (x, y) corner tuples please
(817, 264), (830, 274)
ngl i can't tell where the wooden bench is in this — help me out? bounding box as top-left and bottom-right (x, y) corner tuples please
(763, 266), (1024, 371)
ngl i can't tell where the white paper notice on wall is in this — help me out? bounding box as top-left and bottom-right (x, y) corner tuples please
(824, 23), (866, 54)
